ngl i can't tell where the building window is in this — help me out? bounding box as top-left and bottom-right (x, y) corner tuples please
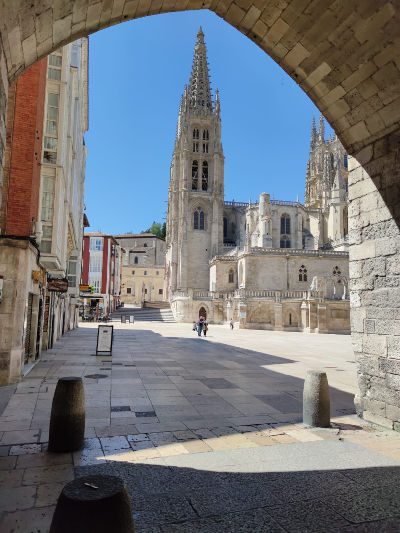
(193, 208), (205, 230)
(90, 279), (100, 293)
(228, 269), (234, 283)
(132, 270), (135, 275)
(145, 288), (148, 294)
(159, 289), (163, 295)
(134, 256), (138, 264)
(90, 238), (103, 251)
(280, 236), (291, 248)
(47, 52), (62, 80)
(193, 142), (199, 152)
(43, 93), (59, 164)
(193, 128), (199, 139)
(281, 214), (291, 234)
(333, 266), (341, 276)
(223, 217), (227, 238)
(299, 265), (308, 282)
(67, 258), (77, 288)
(202, 161), (208, 191)
(39, 174), (56, 253)
(89, 255), (102, 273)
(144, 271), (147, 276)
(143, 243), (147, 247)
(127, 288), (131, 294)
(202, 143), (208, 153)
(192, 160), (199, 190)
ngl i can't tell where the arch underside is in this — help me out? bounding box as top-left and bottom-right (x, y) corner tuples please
(0, 1), (399, 158)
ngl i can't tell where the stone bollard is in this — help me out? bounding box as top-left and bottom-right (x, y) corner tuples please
(303, 370), (331, 427)
(48, 377), (85, 452)
(50, 475), (135, 533)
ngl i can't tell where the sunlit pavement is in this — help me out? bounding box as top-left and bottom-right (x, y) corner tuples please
(0, 322), (400, 531)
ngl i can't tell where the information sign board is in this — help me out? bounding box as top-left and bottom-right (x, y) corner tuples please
(121, 315), (126, 323)
(129, 315), (134, 324)
(96, 325), (113, 355)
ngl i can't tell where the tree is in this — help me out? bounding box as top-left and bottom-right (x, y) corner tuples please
(143, 221), (166, 240)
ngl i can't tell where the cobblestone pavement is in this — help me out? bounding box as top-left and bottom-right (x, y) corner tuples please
(0, 322), (400, 532)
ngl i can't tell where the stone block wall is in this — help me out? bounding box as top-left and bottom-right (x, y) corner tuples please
(349, 135), (400, 430)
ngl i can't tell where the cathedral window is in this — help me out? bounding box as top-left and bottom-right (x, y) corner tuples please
(228, 269), (234, 283)
(193, 128), (199, 139)
(194, 208), (205, 230)
(193, 142), (199, 152)
(333, 266), (341, 276)
(203, 130), (209, 140)
(203, 143), (208, 153)
(192, 160), (199, 190)
(134, 257), (138, 264)
(281, 214), (291, 234)
(280, 236), (291, 248)
(299, 265), (308, 282)
(223, 217), (227, 238)
(202, 161), (208, 191)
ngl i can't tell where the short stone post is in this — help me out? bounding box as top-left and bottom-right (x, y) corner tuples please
(48, 377), (85, 452)
(50, 475), (135, 533)
(303, 370), (330, 427)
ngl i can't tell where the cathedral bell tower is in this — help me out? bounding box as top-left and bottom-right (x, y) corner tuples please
(166, 28), (224, 296)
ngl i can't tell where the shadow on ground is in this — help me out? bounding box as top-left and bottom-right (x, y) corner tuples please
(74, 461), (400, 532)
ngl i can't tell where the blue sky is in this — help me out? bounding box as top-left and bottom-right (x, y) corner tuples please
(85, 9), (332, 234)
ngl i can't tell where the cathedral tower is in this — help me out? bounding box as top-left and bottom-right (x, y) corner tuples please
(165, 29), (224, 297)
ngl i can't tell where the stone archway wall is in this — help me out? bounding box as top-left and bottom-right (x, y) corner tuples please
(0, 1), (400, 428)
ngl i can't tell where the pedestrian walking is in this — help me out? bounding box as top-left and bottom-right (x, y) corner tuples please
(230, 319), (234, 330)
(203, 321), (208, 337)
(197, 316), (205, 337)
(192, 321), (197, 332)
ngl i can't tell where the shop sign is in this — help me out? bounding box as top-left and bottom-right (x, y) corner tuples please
(96, 325), (113, 355)
(79, 284), (92, 292)
(47, 277), (68, 293)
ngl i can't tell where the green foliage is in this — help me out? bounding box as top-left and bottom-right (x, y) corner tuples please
(143, 221), (166, 240)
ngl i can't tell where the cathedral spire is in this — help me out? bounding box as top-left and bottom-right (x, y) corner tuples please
(188, 27), (213, 114)
(318, 113), (325, 143)
(310, 116), (317, 150)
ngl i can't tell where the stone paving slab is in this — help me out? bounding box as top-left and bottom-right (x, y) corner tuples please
(0, 322), (400, 531)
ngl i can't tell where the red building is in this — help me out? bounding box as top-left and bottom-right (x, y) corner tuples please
(81, 233), (122, 317)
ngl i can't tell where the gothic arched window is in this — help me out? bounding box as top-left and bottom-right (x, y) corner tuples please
(192, 128), (199, 152)
(192, 160), (198, 190)
(203, 130), (209, 140)
(228, 269), (234, 283)
(194, 208), (205, 230)
(281, 214), (291, 235)
(299, 265), (307, 282)
(202, 161), (208, 191)
(280, 236), (291, 248)
(223, 217), (227, 238)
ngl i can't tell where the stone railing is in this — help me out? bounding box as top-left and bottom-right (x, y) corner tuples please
(249, 247), (349, 257)
(171, 288), (345, 303)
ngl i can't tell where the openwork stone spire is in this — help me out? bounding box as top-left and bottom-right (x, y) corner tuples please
(188, 27), (213, 114)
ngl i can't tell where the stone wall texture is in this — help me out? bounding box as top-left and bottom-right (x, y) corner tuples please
(0, 1), (399, 426)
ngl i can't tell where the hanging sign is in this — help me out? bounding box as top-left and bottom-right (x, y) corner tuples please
(96, 325), (113, 355)
(47, 277), (68, 293)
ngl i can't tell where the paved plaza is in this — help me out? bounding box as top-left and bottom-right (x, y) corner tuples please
(0, 322), (400, 531)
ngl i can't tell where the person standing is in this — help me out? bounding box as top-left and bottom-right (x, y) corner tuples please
(197, 316), (204, 337)
(230, 319), (234, 330)
(203, 320), (208, 337)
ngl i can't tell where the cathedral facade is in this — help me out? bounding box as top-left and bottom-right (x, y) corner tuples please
(165, 30), (350, 334)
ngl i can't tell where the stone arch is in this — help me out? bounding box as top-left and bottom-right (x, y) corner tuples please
(0, 2), (399, 157)
(1, 2), (400, 427)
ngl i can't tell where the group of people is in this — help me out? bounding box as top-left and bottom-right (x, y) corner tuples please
(193, 316), (208, 337)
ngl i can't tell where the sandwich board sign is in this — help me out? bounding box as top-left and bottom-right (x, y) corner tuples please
(96, 325), (113, 355)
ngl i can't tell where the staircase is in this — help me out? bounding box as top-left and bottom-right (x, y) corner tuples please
(111, 304), (175, 323)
